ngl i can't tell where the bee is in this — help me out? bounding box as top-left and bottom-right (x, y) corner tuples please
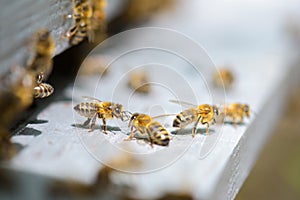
(128, 71), (151, 94)
(27, 29), (55, 80)
(91, 0), (106, 31)
(213, 68), (234, 89)
(65, 0), (94, 45)
(73, 0), (93, 22)
(34, 83), (54, 99)
(170, 100), (219, 137)
(32, 73), (54, 99)
(79, 55), (109, 76)
(222, 103), (250, 126)
(73, 96), (130, 134)
(0, 66), (34, 130)
(126, 113), (171, 147)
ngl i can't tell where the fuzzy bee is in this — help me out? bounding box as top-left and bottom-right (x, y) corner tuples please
(221, 103), (250, 126)
(65, 0), (95, 45)
(73, 96), (130, 134)
(125, 113), (171, 147)
(32, 73), (54, 99)
(27, 29), (55, 80)
(213, 68), (234, 89)
(128, 71), (151, 94)
(34, 83), (54, 99)
(170, 100), (219, 137)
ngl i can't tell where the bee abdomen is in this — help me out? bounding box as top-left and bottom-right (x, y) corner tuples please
(173, 114), (183, 127)
(148, 122), (170, 146)
(69, 25), (88, 45)
(173, 111), (195, 128)
(73, 102), (96, 117)
(34, 83), (54, 98)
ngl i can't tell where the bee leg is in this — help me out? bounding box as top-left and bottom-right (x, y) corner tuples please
(150, 142), (154, 148)
(232, 116), (237, 128)
(37, 73), (44, 84)
(192, 116), (201, 137)
(124, 127), (137, 141)
(205, 123), (210, 135)
(83, 118), (91, 127)
(102, 118), (107, 134)
(87, 30), (95, 43)
(240, 116), (244, 124)
(200, 117), (209, 135)
(89, 115), (97, 132)
(149, 138), (154, 148)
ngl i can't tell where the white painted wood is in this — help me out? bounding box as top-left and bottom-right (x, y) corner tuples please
(0, 0), (73, 75)
(0, 0), (124, 75)
(5, 0), (300, 199)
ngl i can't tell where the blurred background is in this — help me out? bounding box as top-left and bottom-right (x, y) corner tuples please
(1, 0), (300, 199)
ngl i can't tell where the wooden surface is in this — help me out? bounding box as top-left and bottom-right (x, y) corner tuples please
(0, 0), (72, 75)
(2, 0), (300, 199)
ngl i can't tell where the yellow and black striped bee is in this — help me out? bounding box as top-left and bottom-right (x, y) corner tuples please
(32, 73), (54, 99)
(27, 29), (55, 80)
(65, 0), (94, 45)
(222, 103), (250, 127)
(91, 0), (106, 31)
(34, 83), (54, 99)
(170, 100), (219, 137)
(73, 96), (130, 134)
(126, 113), (171, 147)
(213, 68), (234, 89)
(128, 71), (151, 94)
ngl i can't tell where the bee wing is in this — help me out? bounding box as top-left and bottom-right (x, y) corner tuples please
(82, 96), (102, 102)
(169, 99), (197, 108)
(152, 114), (177, 128)
(152, 113), (177, 119)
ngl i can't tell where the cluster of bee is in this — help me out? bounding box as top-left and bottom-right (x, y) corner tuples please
(64, 0), (106, 45)
(26, 29), (55, 99)
(0, 28), (56, 138)
(74, 96), (251, 147)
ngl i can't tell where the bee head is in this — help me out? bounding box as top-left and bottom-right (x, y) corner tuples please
(112, 104), (123, 118)
(74, 0), (83, 6)
(243, 104), (250, 117)
(35, 29), (54, 55)
(129, 113), (139, 127)
(213, 106), (219, 116)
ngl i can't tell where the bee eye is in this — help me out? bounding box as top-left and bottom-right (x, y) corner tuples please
(130, 114), (137, 120)
(115, 107), (121, 114)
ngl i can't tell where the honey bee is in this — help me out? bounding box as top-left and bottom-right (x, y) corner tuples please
(170, 100), (219, 137)
(32, 73), (54, 99)
(73, 96), (130, 134)
(222, 103), (250, 126)
(79, 55), (109, 76)
(91, 0), (106, 31)
(128, 71), (151, 94)
(34, 83), (54, 99)
(27, 29), (55, 80)
(65, 0), (95, 45)
(213, 68), (234, 89)
(126, 113), (171, 147)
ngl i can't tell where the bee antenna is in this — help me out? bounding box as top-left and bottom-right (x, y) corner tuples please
(122, 111), (133, 122)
